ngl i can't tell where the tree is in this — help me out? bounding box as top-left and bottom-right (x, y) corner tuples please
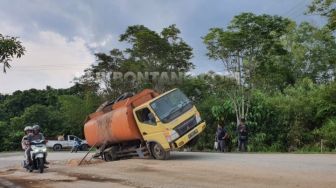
(203, 13), (292, 122)
(0, 86), (102, 151)
(0, 34), (25, 73)
(319, 118), (336, 150)
(59, 93), (100, 137)
(253, 21), (336, 90)
(10, 104), (63, 137)
(120, 24), (193, 72)
(178, 73), (238, 151)
(308, 0), (336, 30)
(79, 49), (128, 99)
(2, 88), (59, 119)
(78, 24), (193, 97)
(285, 22), (336, 83)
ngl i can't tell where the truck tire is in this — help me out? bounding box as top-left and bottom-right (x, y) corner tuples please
(103, 146), (118, 161)
(110, 146), (119, 160)
(150, 143), (170, 160)
(53, 144), (62, 151)
(103, 152), (112, 161)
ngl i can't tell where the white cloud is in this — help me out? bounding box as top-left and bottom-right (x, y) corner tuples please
(0, 31), (94, 94)
(87, 34), (118, 52)
(0, 21), (23, 36)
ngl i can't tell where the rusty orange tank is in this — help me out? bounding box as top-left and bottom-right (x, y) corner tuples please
(84, 89), (159, 146)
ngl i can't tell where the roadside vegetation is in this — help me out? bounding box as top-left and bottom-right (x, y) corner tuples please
(1, 1), (336, 152)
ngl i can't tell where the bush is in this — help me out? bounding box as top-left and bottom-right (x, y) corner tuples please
(319, 118), (336, 150)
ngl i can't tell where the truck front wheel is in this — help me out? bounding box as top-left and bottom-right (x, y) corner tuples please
(150, 143), (170, 160)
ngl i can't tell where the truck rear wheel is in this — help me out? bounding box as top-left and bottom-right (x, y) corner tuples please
(103, 146), (118, 161)
(103, 152), (112, 161)
(150, 143), (170, 160)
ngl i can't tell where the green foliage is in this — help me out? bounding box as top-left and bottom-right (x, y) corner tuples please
(0, 33), (25, 73)
(285, 22), (336, 84)
(78, 24), (193, 98)
(211, 103), (231, 122)
(308, 0), (336, 30)
(10, 104), (63, 138)
(203, 13), (295, 124)
(1, 89), (59, 119)
(0, 86), (99, 151)
(319, 118), (336, 149)
(59, 93), (101, 137)
(182, 74), (336, 152)
(1, 16), (336, 153)
(203, 13), (292, 88)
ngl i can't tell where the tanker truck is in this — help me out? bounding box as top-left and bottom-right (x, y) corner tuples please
(84, 88), (206, 160)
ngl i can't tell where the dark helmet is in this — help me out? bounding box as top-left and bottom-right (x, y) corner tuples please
(32, 124), (40, 131)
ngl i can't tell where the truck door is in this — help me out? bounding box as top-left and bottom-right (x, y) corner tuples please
(68, 135), (75, 147)
(134, 107), (169, 149)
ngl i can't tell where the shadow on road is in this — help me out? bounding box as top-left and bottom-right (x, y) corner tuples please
(169, 153), (205, 161)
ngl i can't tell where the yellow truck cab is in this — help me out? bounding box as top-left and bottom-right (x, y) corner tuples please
(133, 88), (206, 159)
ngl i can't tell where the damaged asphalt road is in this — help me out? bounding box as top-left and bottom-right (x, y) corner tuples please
(0, 151), (335, 188)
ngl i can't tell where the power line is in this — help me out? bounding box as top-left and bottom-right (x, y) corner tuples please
(283, 0), (307, 18)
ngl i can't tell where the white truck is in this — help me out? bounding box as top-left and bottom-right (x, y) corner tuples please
(46, 135), (88, 151)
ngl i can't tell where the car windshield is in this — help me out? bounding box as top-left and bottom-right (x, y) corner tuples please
(150, 89), (193, 123)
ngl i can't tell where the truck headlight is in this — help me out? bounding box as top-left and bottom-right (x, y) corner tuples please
(165, 130), (180, 142)
(195, 112), (202, 123)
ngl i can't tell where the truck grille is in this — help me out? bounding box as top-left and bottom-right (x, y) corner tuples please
(174, 116), (197, 136)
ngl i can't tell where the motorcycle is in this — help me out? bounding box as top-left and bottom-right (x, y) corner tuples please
(22, 140), (47, 173)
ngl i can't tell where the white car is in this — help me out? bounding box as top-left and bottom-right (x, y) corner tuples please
(46, 135), (88, 151)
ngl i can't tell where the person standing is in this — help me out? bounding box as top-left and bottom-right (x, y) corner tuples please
(237, 118), (248, 152)
(71, 138), (82, 153)
(216, 124), (228, 152)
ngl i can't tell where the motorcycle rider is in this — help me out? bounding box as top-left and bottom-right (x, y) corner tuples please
(28, 125), (49, 165)
(22, 126), (33, 166)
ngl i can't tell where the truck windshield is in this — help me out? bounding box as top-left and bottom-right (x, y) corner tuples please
(150, 89), (193, 123)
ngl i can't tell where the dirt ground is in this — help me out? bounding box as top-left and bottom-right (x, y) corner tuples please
(0, 152), (335, 188)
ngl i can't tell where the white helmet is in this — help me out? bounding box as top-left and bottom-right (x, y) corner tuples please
(24, 126), (33, 132)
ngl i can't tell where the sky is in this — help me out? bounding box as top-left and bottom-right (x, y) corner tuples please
(0, 0), (324, 94)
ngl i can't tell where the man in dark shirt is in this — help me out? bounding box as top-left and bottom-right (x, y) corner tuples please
(237, 118), (248, 152)
(216, 124), (228, 152)
(28, 125), (49, 165)
(27, 129), (44, 142)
